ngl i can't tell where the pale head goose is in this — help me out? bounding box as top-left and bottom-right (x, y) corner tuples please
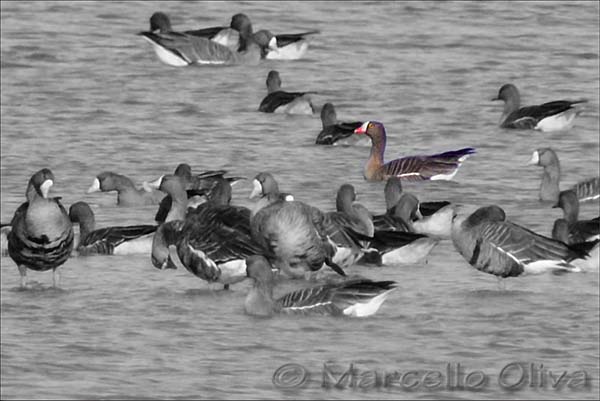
(138, 12), (261, 67)
(451, 205), (593, 277)
(68, 201), (157, 256)
(244, 255), (396, 317)
(258, 70), (316, 114)
(249, 172), (345, 278)
(87, 171), (164, 207)
(527, 148), (600, 203)
(354, 121), (476, 181)
(492, 84), (587, 132)
(315, 103), (364, 145)
(553, 190), (600, 244)
(8, 169), (74, 288)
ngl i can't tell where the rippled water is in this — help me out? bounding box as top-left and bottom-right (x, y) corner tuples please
(1, 1), (599, 399)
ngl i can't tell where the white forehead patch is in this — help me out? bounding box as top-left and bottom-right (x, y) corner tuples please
(40, 179), (53, 198)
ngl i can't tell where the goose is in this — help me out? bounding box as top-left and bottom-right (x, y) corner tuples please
(252, 28), (320, 60)
(184, 14), (243, 50)
(87, 171), (165, 206)
(552, 190), (600, 243)
(527, 148), (599, 203)
(354, 121), (475, 181)
(166, 177), (263, 289)
(138, 12), (261, 67)
(373, 177), (453, 237)
(258, 70), (315, 114)
(552, 219), (599, 271)
(315, 103), (364, 145)
(359, 229), (438, 266)
(451, 205), (594, 277)
(249, 172), (346, 278)
(244, 255), (396, 317)
(7, 169), (74, 288)
(492, 83), (587, 131)
(68, 201), (156, 256)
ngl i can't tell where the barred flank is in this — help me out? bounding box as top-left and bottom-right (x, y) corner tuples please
(8, 229), (74, 271)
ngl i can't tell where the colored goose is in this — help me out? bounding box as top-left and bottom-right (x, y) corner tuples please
(315, 103), (364, 145)
(153, 164), (245, 223)
(552, 219), (599, 271)
(492, 84), (587, 132)
(354, 121), (476, 181)
(87, 171), (165, 207)
(249, 172), (346, 278)
(253, 29), (320, 60)
(138, 12), (261, 67)
(244, 255), (396, 317)
(527, 148), (599, 203)
(165, 177), (263, 289)
(8, 169), (74, 288)
(68, 201), (157, 256)
(552, 190), (600, 244)
(373, 177), (453, 237)
(258, 70), (316, 114)
(451, 205), (594, 277)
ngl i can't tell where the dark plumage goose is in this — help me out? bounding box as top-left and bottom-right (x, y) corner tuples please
(315, 103), (364, 145)
(553, 190), (600, 243)
(258, 70), (315, 114)
(152, 164), (245, 224)
(354, 121), (475, 181)
(527, 148), (599, 203)
(492, 84), (587, 131)
(68, 201), (156, 256)
(87, 171), (164, 206)
(166, 177), (263, 288)
(138, 12), (261, 67)
(451, 205), (593, 277)
(252, 28), (319, 60)
(373, 177), (452, 237)
(244, 255), (396, 317)
(249, 172), (346, 278)
(8, 169), (74, 288)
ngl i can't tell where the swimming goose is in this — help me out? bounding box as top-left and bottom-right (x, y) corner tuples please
(258, 70), (316, 114)
(354, 121), (476, 181)
(152, 164), (245, 223)
(138, 12), (261, 67)
(315, 103), (364, 145)
(451, 205), (593, 277)
(8, 169), (74, 288)
(250, 172), (346, 278)
(68, 201), (157, 256)
(552, 190), (600, 243)
(552, 219), (599, 271)
(166, 177), (262, 288)
(492, 84), (587, 132)
(253, 28), (319, 60)
(244, 255), (396, 317)
(184, 14), (243, 50)
(373, 177), (453, 237)
(87, 171), (164, 207)
(527, 148), (599, 203)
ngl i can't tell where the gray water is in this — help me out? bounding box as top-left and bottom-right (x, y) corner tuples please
(1, 1), (599, 399)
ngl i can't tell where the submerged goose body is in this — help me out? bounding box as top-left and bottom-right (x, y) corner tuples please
(8, 169), (74, 287)
(354, 121), (475, 181)
(452, 205), (593, 277)
(493, 84), (586, 132)
(69, 202), (156, 256)
(87, 171), (164, 206)
(244, 255), (396, 317)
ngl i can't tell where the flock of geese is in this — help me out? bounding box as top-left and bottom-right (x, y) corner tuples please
(2, 11), (599, 318)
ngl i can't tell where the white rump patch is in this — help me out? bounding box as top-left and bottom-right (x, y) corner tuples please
(141, 36), (190, 67)
(523, 260), (581, 275)
(218, 259), (248, 285)
(265, 41), (308, 60)
(535, 111), (577, 132)
(86, 177), (101, 194)
(343, 288), (396, 317)
(380, 238), (437, 265)
(430, 168), (459, 181)
(249, 179), (263, 199)
(113, 233), (154, 255)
